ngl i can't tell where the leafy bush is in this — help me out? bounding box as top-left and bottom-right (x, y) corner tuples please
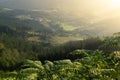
(67, 49), (89, 60)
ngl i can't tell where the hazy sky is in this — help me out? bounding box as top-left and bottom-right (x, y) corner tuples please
(0, 0), (119, 10)
(0, 0), (120, 16)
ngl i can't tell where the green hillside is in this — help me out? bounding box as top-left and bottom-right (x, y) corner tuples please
(0, 8), (85, 45)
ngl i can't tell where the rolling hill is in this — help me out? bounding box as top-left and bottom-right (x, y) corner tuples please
(0, 7), (120, 45)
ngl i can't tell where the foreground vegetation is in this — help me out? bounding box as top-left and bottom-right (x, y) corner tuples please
(0, 32), (120, 80)
(0, 50), (120, 80)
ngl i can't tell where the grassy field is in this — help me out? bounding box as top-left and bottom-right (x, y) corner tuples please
(60, 23), (80, 31)
(51, 36), (83, 44)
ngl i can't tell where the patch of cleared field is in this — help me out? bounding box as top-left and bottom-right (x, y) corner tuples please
(27, 31), (40, 35)
(27, 36), (40, 42)
(51, 36), (83, 44)
(60, 23), (80, 31)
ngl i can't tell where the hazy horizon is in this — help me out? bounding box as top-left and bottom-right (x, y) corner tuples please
(1, 0), (120, 11)
(1, 0), (120, 17)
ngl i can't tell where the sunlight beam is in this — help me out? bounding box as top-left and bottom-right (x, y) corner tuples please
(109, 0), (120, 8)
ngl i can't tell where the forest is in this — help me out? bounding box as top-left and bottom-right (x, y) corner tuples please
(0, 3), (120, 79)
(0, 29), (120, 79)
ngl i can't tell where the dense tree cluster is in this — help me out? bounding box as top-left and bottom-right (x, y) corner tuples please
(0, 49), (120, 80)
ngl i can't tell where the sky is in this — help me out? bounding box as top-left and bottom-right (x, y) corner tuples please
(0, 0), (120, 10)
(0, 0), (120, 18)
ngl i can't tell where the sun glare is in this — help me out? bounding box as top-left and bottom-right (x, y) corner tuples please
(109, 0), (120, 8)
